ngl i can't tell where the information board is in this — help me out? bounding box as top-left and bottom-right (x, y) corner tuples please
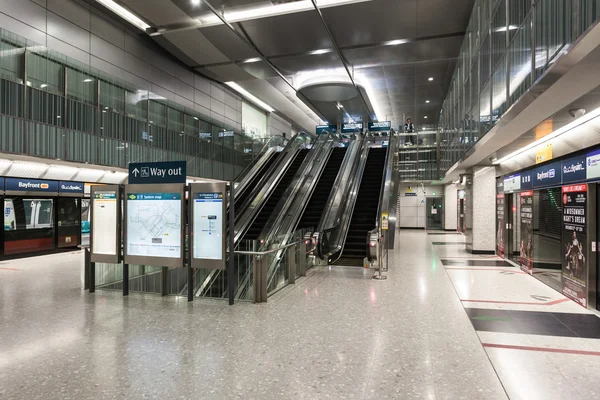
(124, 184), (184, 268)
(90, 185), (121, 264)
(496, 194), (505, 258)
(561, 184), (588, 307)
(189, 183), (227, 270)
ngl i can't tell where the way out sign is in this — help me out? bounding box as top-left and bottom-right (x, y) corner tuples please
(128, 161), (186, 184)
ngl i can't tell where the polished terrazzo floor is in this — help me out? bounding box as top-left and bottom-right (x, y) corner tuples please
(430, 232), (600, 400)
(6, 230), (597, 399)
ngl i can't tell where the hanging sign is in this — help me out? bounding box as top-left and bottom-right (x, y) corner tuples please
(561, 184), (588, 307)
(520, 191), (534, 274)
(368, 121), (391, 132)
(535, 144), (553, 164)
(562, 155), (586, 183)
(503, 174), (521, 192)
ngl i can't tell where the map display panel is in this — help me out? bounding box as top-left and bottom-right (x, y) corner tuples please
(126, 192), (181, 258)
(193, 192), (223, 260)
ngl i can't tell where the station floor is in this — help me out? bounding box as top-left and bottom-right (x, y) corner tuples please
(1, 231), (599, 399)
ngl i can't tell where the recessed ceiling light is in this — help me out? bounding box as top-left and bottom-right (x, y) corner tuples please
(310, 49), (332, 55)
(84, 78), (93, 82)
(193, 117), (199, 120)
(40, 83), (48, 88)
(191, 0), (201, 5)
(425, 100), (430, 103)
(384, 39), (409, 46)
(225, 82), (275, 113)
(428, 77), (434, 81)
(244, 57), (261, 63)
(96, 0), (150, 31)
(424, 116), (428, 119)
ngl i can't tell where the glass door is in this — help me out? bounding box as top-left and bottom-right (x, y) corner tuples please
(426, 197), (443, 230)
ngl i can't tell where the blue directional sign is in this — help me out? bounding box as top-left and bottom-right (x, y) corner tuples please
(128, 161), (187, 184)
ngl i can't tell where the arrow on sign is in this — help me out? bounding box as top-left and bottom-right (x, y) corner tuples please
(471, 316), (512, 322)
(132, 168), (140, 177)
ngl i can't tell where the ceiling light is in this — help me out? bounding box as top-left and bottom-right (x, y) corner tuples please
(494, 25), (519, 33)
(95, 0), (150, 31)
(225, 82), (275, 113)
(424, 116), (428, 119)
(40, 83), (48, 88)
(83, 78), (93, 82)
(493, 106), (600, 165)
(193, 117), (199, 120)
(425, 100), (430, 103)
(195, 0), (376, 27)
(384, 39), (409, 46)
(310, 49), (332, 55)
(191, 0), (201, 5)
(243, 57), (261, 63)
(428, 77), (434, 81)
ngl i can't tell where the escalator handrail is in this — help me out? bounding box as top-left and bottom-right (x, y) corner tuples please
(234, 135), (285, 187)
(316, 138), (371, 262)
(373, 135), (398, 232)
(232, 131), (315, 245)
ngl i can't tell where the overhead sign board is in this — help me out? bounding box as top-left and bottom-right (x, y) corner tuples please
(59, 181), (84, 195)
(562, 155), (587, 183)
(5, 178), (58, 194)
(535, 144), (553, 164)
(199, 132), (211, 139)
(341, 122), (363, 133)
(503, 174), (521, 192)
(520, 171), (533, 189)
(189, 183), (228, 270)
(124, 184), (184, 268)
(128, 161), (186, 184)
(368, 121), (391, 131)
(316, 124), (337, 134)
(586, 149), (600, 180)
(90, 185), (121, 264)
(533, 161), (561, 188)
(218, 130), (234, 137)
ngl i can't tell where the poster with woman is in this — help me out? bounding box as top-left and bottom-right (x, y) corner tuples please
(520, 191), (533, 274)
(496, 194), (505, 258)
(562, 184), (587, 307)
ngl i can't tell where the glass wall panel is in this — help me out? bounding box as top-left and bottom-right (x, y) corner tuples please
(532, 188), (563, 292)
(509, 0), (530, 39)
(479, 81), (491, 136)
(28, 88), (64, 126)
(67, 67), (96, 105)
(27, 52), (64, 95)
(491, 1), (507, 70)
(0, 39), (24, 83)
(99, 80), (125, 114)
(491, 55), (507, 123)
(0, 79), (24, 117)
(479, 33), (491, 89)
(509, 16), (532, 106)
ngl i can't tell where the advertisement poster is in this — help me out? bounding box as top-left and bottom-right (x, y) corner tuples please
(92, 191), (118, 255)
(561, 184), (588, 307)
(496, 194), (505, 258)
(193, 192), (223, 260)
(126, 193), (182, 258)
(520, 191), (534, 274)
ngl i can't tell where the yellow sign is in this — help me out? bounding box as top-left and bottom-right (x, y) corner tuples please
(535, 144), (552, 164)
(381, 212), (389, 230)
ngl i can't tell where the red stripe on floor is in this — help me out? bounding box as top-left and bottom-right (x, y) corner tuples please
(461, 298), (571, 306)
(482, 343), (600, 356)
(0, 267), (20, 271)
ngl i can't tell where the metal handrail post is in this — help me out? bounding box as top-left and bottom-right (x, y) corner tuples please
(298, 241), (307, 277)
(253, 255), (268, 303)
(288, 247), (296, 284)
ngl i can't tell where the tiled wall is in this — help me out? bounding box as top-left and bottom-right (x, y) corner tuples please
(444, 183), (458, 231)
(470, 166), (497, 252)
(0, 0), (243, 132)
(398, 185), (442, 228)
(267, 113), (293, 138)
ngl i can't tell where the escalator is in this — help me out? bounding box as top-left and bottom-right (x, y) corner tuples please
(334, 147), (387, 266)
(243, 149), (310, 240)
(234, 152), (280, 213)
(297, 147), (346, 231)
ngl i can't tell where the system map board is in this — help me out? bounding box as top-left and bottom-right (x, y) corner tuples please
(189, 182), (227, 270)
(124, 184), (184, 268)
(90, 185), (121, 264)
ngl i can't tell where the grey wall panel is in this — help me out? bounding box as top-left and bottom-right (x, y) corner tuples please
(0, 12), (46, 44)
(121, 70), (151, 92)
(47, 12), (90, 53)
(194, 90), (211, 109)
(2, 0), (48, 33)
(210, 98), (225, 116)
(223, 92), (237, 109)
(210, 111), (225, 125)
(32, 0), (47, 7)
(194, 75), (211, 95)
(174, 94), (193, 110)
(210, 84), (225, 103)
(46, 36), (89, 65)
(90, 12), (125, 50)
(123, 31), (149, 59)
(174, 79), (194, 102)
(150, 66), (174, 92)
(173, 65), (194, 87)
(47, 0), (90, 31)
(224, 105), (237, 121)
(194, 104), (210, 119)
(150, 84), (174, 101)
(90, 56), (124, 79)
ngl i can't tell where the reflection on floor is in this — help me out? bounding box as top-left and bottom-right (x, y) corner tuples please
(429, 232), (600, 400)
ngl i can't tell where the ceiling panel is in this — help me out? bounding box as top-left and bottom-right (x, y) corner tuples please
(164, 29), (230, 65)
(121, 0), (196, 26)
(270, 53), (346, 77)
(201, 25), (260, 61)
(237, 11), (333, 56)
